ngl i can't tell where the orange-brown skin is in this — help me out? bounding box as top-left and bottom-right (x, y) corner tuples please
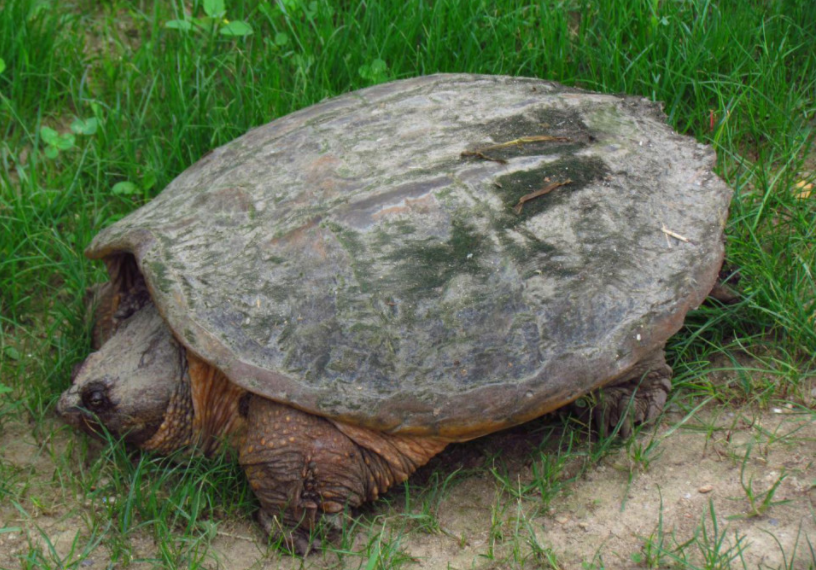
(188, 355), (247, 454)
(239, 396), (446, 552)
(142, 354), (247, 455)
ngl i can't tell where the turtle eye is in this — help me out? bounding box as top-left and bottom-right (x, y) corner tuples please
(82, 389), (110, 412)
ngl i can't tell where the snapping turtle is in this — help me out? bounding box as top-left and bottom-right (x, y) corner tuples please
(58, 74), (731, 551)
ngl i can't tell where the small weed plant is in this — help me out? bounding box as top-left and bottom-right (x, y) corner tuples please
(730, 443), (790, 519)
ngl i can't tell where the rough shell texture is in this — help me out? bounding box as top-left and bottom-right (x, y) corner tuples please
(88, 74), (731, 439)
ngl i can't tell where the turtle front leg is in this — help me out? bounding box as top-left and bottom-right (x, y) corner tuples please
(573, 349), (672, 438)
(239, 396), (447, 555)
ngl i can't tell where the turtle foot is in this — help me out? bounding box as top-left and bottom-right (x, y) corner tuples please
(256, 509), (322, 556)
(240, 396), (447, 554)
(572, 352), (672, 438)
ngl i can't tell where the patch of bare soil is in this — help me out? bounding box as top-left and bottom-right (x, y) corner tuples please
(539, 408), (816, 569)
(1, 404), (814, 569)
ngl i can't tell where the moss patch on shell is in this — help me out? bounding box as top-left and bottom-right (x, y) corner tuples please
(491, 155), (610, 228)
(387, 219), (491, 296)
(461, 108), (592, 163)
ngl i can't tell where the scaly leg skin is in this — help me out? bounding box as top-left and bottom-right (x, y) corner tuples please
(239, 396), (447, 555)
(572, 350), (673, 438)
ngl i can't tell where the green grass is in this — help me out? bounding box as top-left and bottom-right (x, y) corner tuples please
(1, 0), (815, 567)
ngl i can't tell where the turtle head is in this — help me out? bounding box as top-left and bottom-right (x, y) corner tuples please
(58, 302), (189, 450)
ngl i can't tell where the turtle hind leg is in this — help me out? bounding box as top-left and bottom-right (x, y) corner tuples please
(239, 396), (447, 555)
(573, 350), (673, 439)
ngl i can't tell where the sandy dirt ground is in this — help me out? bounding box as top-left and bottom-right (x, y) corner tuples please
(1, 396), (814, 569)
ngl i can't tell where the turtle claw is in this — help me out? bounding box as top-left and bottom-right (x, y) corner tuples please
(291, 532), (323, 557)
(573, 367), (672, 439)
(597, 373), (671, 438)
(257, 510), (322, 556)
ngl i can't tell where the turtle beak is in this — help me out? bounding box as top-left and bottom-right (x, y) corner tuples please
(57, 384), (84, 429)
(58, 355), (91, 427)
(58, 356), (104, 434)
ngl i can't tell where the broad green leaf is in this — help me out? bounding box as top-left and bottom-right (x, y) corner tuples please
(3, 347), (20, 361)
(40, 125), (73, 151)
(165, 19), (193, 31)
(53, 132), (75, 150)
(204, 0), (226, 18)
(70, 117), (98, 136)
(44, 146), (59, 159)
(219, 21), (253, 36)
(0, 383), (13, 396)
(274, 32), (289, 46)
(40, 126), (60, 145)
(358, 59), (387, 81)
(112, 181), (139, 196)
(0, 58), (5, 75)
(370, 58), (387, 74)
